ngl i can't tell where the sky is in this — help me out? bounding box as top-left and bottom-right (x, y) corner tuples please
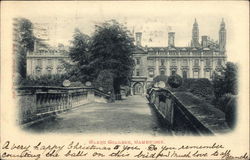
(4, 1), (249, 62)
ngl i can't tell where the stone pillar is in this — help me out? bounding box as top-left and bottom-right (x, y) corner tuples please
(189, 59), (193, 78)
(87, 89), (95, 102)
(200, 59), (204, 78)
(177, 59), (181, 75)
(155, 58), (159, 76)
(166, 59), (170, 76)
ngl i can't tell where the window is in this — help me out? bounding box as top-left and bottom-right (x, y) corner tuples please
(37, 59), (42, 67)
(148, 59), (155, 66)
(171, 70), (176, 75)
(183, 59), (188, 66)
(58, 59), (63, 64)
(136, 58), (141, 65)
(48, 59), (52, 66)
(205, 70), (211, 79)
(194, 59), (199, 66)
(217, 59), (222, 66)
(205, 59), (211, 66)
(160, 59), (165, 66)
(182, 71), (188, 79)
(171, 59), (176, 66)
(193, 71), (199, 78)
(36, 69), (41, 76)
(160, 70), (165, 75)
(136, 69), (140, 76)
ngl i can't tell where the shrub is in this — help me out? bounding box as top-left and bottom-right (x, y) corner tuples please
(189, 78), (214, 98)
(167, 74), (182, 88)
(216, 93), (236, 128)
(19, 74), (69, 87)
(212, 62), (238, 99)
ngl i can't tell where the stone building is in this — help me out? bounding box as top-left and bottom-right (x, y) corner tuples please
(26, 41), (70, 76)
(131, 19), (227, 95)
(26, 22), (70, 77)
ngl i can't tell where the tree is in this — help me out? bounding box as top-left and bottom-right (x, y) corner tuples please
(67, 28), (95, 82)
(212, 62), (238, 99)
(90, 20), (135, 99)
(13, 18), (34, 80)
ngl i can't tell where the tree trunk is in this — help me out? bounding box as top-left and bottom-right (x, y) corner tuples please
(113, 78), (121, 100)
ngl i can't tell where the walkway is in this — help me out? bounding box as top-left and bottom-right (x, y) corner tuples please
(27, 95), (171, 135)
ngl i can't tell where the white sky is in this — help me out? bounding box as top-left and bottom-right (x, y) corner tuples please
(3, 1), (249, 62)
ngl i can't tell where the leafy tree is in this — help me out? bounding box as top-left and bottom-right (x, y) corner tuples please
(67, 28), (95, 82)
(90, 20), (135, 99)
(212, 62), (238, 99)
(14, 18), (34, 80)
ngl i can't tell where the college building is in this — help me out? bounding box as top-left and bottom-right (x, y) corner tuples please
(25, 19), (227, 95)
(131, 19), (227, 95)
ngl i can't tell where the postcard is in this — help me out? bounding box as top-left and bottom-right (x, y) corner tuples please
(1, 1), (249, 160)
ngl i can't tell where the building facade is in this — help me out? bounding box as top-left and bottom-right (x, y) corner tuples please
(131, 19), (227, 95)
(26, 43), (70, 76)
(25, 19), (227, 96)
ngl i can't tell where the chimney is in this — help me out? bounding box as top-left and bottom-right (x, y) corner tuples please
(201, 36), (208, 47)
(135, 32), (142, 46)
(168, 32), (175, 47)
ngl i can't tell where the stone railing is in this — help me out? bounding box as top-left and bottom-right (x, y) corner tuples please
(147, 88), (229, 135)
(16, 86), (111, 125)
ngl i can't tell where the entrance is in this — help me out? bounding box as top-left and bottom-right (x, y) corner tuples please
(133, 82), (143, 95)
(182, 70), (188, 79)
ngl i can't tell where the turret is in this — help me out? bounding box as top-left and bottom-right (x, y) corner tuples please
(191, 18), (200, 47)
(135, 32), (142, 46)
(219, 18), (226, 53)
(168, 32), (175, 47)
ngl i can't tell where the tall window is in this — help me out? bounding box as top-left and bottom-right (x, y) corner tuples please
(205, 70), (211, 79)
(217, 59), (222, 66)
(160, 70), (165, 75)
(160, 59), (165, 66)
(136, 58), (141, 65)
(193, 71), (199, 78)
(37, 59), (42, 67)
(182, 71), (188, 79)
(148, 59), (155, 66)
(194, 59), (199, 66)
(48, 59), (52, 66)
(171, 70), (176, 75)
(136, 69), (140, 76)
(183, 59), (188, 66)
(205, 59), (211, 66)
(171, 59), (176, 66)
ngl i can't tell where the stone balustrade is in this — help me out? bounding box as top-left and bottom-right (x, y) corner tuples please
(16, 86), (111, 125)
(147, 88), (229, 135)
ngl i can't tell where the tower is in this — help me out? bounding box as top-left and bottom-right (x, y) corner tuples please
(168, 32), (175, 47)
(219, 18), (226, 53)
(135, 32), (142, 46)
(191, 18), (200, 47)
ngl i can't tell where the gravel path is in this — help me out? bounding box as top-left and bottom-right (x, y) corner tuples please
(27, 95), (171, 135)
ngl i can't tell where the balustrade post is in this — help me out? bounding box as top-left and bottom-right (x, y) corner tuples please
(87, 88), (95, 102)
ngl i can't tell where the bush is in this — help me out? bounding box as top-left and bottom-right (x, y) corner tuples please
(189, 78), (214, 98)
(19, 74), (69, 87)
(212, 62), (238, 99)
(216, 93), (236, 128)
(167, 74), (182, 88)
